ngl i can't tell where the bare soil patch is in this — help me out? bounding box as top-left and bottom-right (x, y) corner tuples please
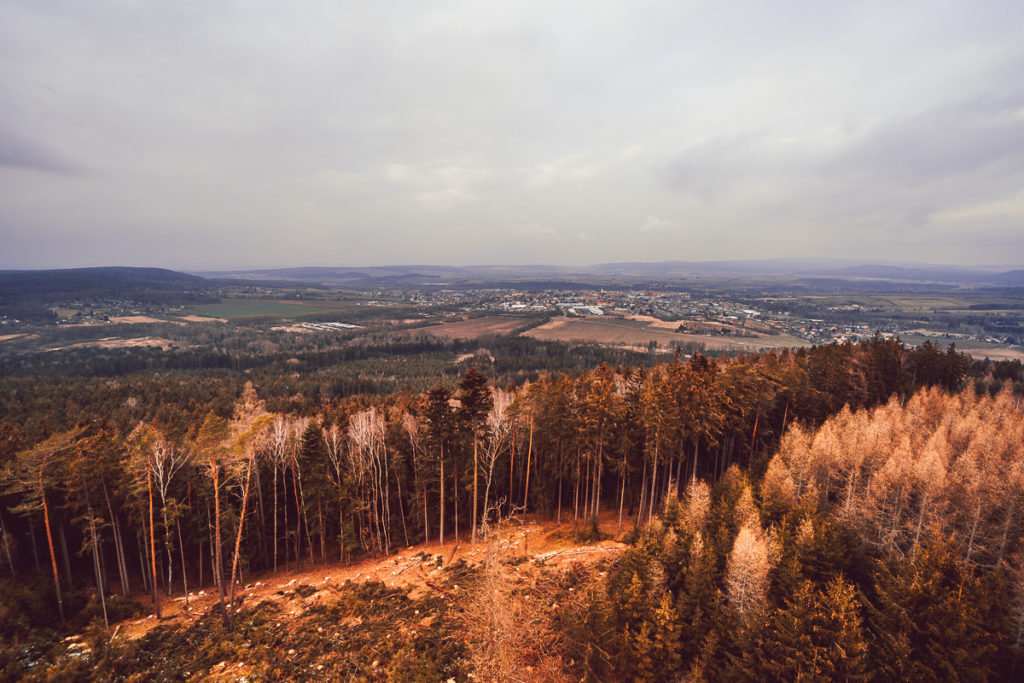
(50, 336), (179, 351)
(628, 314), (685, 329)
(177, 315), (228, 323)
(108, 315), (170, 324)
(0, 333), (35, 342)
(114, 516), (626, 642)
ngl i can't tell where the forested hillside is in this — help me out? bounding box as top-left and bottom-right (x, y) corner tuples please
(2, 335), (1022, 680)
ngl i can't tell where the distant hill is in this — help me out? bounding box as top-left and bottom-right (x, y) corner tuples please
(201, 259), (1024, 289)
(0, 267), (221, 322)
(801, 264), (1004, 284)
(991, 270), (1024, 287)
(0, 267), (209, 302)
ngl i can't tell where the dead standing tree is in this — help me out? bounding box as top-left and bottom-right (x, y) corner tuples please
(268, 416), (291, 572)
(323, 422), (348, 562)
(348, 407), (390, 555)
(481, 388), (515, 530)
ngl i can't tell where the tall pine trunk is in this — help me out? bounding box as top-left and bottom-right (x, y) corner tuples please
(523, 415), (534, 513)
(176, 518), (189, 610)
(229, 452), (255, 614)
(213, 462), (225, 611)
(272, 465), (279, 572)
(472, 435), (479, 542)
(147, 467), (160, 618)
(39, 469), (64, 622)
(439, 442), (445, 546)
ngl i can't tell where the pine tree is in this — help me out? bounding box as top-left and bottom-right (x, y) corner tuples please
(456, 367), (492, 542)
(756, 577), (868, 681)
(868, 531), (1001, 680)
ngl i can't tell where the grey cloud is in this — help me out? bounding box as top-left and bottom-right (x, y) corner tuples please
(2, 1), (1024, 268)
(0, 129), (80, 174)
(830, 94), (1024, 186)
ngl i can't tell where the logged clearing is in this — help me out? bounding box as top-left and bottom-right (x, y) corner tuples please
(404, 315), (534, 340)
(524, 317), (809, 352)
(115, 516), (625, 642)
(50, 336), (179, 351)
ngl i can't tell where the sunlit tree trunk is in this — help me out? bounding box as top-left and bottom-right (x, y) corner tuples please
(213, 462), (225, 610)
(440, 442), (445, 546)
(39, 465), (64, 622)
(228, 451), (255, 614)
(0, 510), (14, 576)
(272, 464), (279, 572)
(176, 518), (189, 610)
(523, 414), (534, 513)
(472, 435), (479, 542)
(147, 465), (160, 618)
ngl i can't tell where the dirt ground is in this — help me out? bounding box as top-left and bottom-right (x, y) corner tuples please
(113, 515), (627, 642)
(108, 315), (175, 324)
(176, 315), (229, 323)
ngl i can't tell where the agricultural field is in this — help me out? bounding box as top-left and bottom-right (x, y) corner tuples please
(180, 298), (353, 320)
(899, 334), (1024, 361)
(523, 317), (810, 353)
(401, 315), (538, 340)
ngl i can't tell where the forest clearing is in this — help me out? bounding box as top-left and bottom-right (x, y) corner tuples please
(113, 514), (625, 642)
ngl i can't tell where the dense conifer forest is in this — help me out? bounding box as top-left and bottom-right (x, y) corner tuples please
(2, 335), (1023, 680)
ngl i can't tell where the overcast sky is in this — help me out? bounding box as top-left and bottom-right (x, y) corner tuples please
(2, 1), (1023, 270)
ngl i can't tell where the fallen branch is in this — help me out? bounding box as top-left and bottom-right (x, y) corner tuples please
(532, 547), (610, 562)
(392, 556), (424, 576)
(446, 539), (461, 565)
(422, 577), (458, 601)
